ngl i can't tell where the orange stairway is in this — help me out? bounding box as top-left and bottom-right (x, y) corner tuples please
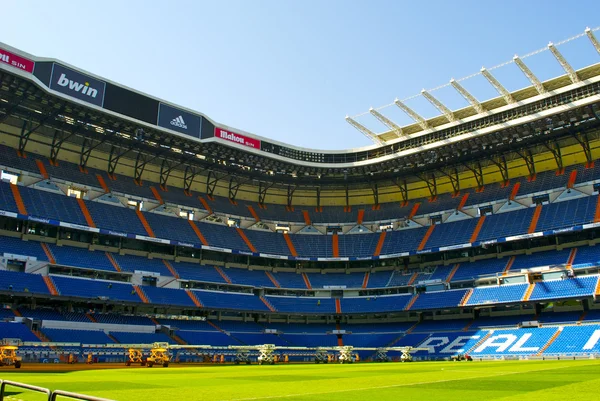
(302, 210), (311, 225)
(302, 273), (312, 289)
(236, 227), (257, 253)
(247, 205), (260, 222)
(336, 323), (344, 346)
(95, 174), (110, 193)
(133, 285), (150, 303)
(76, 198), (96, 228)
(536, 328), (562, 356)
(40, 243), (56, 264)
(404, 294), (419, 311)
(446, 264), (460, 283)
(503, 256), (515, 275)
(283, 233), (298, 257)
(509, 182), (521, 200)
(36, 159), (49, 179)
(407, 272), (418, 286)
(373, 231), (387, 256)
(522, 283), (536, 301)
(335, 299), (342, 314)
(417, 225), (435, 251)
(408, 203), (420, 219)
(457, 193), (469, 210)
(567, 248), (577, 268)
(460, 288), (473, 306)
(150, 187), (164, 204)
(528, 204), (542, 233)
(214, 266), (232, 284)
(260, 296), (276, 312)
(43, 276), (59, 296)
(135, 209), (155, 237)
(265, 271), (281, 288)
(163, 260), (180, 279)
(595, 277), (600, 296)
(470, 216), (486, 243)
(595, 196), (600, 223)
(188, 220), (209, 246)
(357, 209), (364, 225)
(332, 233), (339, 257)
(567, 170), (577, 189)
(198, 196), (212, 214)
(86, 313), (97, 323)
(105, 252), (122, 272)
(186, 290), (203, 307)
(10, 184), (27, 215)
(362, 272), (370, 289)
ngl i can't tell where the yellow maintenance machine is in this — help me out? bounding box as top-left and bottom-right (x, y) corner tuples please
(0, 341), (22, 368)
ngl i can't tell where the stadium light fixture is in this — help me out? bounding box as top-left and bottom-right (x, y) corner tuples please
(393, 99), (428, 130)
(345, 116), (385, 145)
(548, 42), (579, 84)
(513, 55), (546, 95)
(421, 89), (455, 122)
(450, 79), (484, 114)
(586, 27), (600, 54)
(480, 67), (515, 104)
(369, 108), (404, 138)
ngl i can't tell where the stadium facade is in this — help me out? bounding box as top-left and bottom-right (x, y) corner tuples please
(2, 29), (600, 362)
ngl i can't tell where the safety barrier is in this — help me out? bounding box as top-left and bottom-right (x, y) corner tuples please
(0, 379), (114, 401)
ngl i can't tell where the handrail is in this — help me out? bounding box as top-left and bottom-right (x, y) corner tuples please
(0, 380), (115, 401)
(51, 390), (115, 401)
(0, 380), (51, 400)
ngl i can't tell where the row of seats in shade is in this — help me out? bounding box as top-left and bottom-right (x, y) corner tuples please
(5, 144), (597, 225)
(2, 180), (600, 258)
(36, 273), (600, 313)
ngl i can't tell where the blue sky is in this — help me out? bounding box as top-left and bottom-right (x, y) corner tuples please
(3, 1), (600, 149)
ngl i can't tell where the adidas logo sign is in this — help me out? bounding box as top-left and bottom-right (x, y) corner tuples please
(170, 116), (187, 129)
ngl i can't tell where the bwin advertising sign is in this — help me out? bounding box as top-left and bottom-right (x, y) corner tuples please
(50, 63), (106, 107)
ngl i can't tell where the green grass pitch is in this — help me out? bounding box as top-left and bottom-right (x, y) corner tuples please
(2, 360), (600, 401)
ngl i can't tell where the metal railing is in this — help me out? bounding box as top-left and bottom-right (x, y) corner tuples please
(0, 380), (114, 401)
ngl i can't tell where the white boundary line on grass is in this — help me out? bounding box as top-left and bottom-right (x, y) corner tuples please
(220, 361), (599, 401)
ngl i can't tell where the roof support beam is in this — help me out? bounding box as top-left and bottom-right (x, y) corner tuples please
(480, 67), (515, 104)
(513, 55), (546, 94)
(370, 182), (379, 206)
(415, 172), (437, 200)
(516, 149), (536, 178)
(258, 182), (274, 205)
(586, 27), (600, 55)
(438, 167), (460, 194)
(79, 137), (104, 169)
(542, 141), (563, 172)
(421, 90), (455, 122)
(345, 116), (385, 145)
(286, 185), (296, 208)
(394, 99), (428, 130)
(392, 177), (408, 204)
(548, 42), (579, 84)
(450, 79), (484, 114)
(183, 166), (198, 194)
(369, 108), (403, 137)
(463, 161), (484, 190)
(489, 155), (509, 184)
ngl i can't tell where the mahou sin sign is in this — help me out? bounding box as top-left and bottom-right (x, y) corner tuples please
(214, 128), (261, 149)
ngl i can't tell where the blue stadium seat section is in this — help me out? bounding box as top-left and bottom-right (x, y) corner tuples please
(511, 249), (571, 270)
(469, 327), (558, 357)
(19, 186), (87, 225)
(451, 258), (508, 282)
(308, 272), (364, 289)
(194, 290), (270, 312)
(379, 227), (428, 255)
(92, 314), (154, 326)
(173, 262), (227, 284)
(141, 286), (196, 307)
(338, 234), (379, 258)
(0, 181), (19, 214)
(224, 267), (273, 288)
(0, 322), (40, 342)
(477, 208), (535, 241)
(528, 276), (599, 301)
(0, 235), (48, 261)
(0, 144), (40, 176)
(265, 296), (336, 314)
(48, 244), (116, 272)
(43, 328), (114, 344)
(85, 200), (147, 236)
(572, 246), (600, 270)
(160, 189), (203, 211)
(143, 212), (199, 243)
(466, 283), (528, 306)
(196, 222), (251, 252)
(411, 289), (468, 310)
(112, 254), (171, 276)
(366, 271), (393, 288)
(51, 275), (141, 303)
(412, 320), (471, 333)
(543, 325), (600, 355)
(291, 234), (332, 258)
(243, 230), (290, 256)
(425, 219), (479, 249)
(342, 295), (412, 314)
(176, 330), (242, 346)
(463, 184), (512, 207)
(535, 196), (598, 232)
(0, 270), (49, 295)
(271, 272), (307, 289)
(110, 331), (176, 344)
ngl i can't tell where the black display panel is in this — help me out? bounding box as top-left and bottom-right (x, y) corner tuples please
(103, 83), (159, 125)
